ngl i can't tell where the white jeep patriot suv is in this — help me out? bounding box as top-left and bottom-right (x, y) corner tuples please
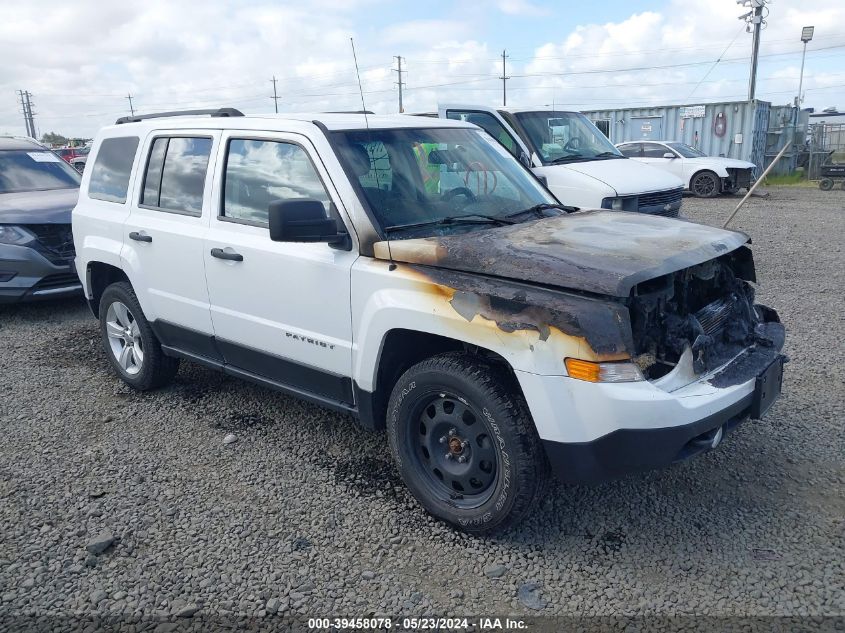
(72, 108), (785, 533)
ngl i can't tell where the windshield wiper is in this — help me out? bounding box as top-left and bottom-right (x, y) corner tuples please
(505, 203), (578, 219)
(384, 213), (515, 233)
(548, 154), (584, 164)
(593, 151), (623, 158)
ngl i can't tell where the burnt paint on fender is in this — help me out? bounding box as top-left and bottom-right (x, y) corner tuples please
(395, 263), (633, 362)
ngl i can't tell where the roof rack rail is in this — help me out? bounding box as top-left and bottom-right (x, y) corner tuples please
(115, 107), (244, 125)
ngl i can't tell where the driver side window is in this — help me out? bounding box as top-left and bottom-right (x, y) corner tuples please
(222, 139), (331, 225)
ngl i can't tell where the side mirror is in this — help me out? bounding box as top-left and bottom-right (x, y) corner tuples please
(268, 199), (346, 245)
(518, 151), (532, 168)
(663, 152), (676, 159)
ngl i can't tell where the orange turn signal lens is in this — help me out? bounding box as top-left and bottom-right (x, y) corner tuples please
(564, 358), (644, 383)
(564, 358), (601, 382)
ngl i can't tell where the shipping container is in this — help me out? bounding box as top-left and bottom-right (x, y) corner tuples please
(582, 100), (798, 178)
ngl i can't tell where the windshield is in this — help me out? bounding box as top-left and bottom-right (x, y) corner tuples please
(666, 142), (707, 158)
(332, 127), (557, 236)
(513, 111), (622, 164)
(0, 150), (81, 194)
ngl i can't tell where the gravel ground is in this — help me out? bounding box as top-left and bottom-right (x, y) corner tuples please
(0, 186), (843, 630)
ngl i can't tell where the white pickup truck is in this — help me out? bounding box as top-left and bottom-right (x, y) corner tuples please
(437, 104), (685, 216)
(72, 109), (785, 533)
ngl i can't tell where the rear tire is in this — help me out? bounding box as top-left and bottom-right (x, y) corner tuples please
(99, 282), (179, 391)
(819, 178), (834, 191)
(690, 170), (721, 198)
(386, 352), (549, 534)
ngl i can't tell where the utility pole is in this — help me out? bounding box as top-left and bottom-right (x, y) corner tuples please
(500, 49), (509, 106)
(739, 0), (767, 101)
(270, 76), (279, 113)
(126, 94), (135, 116)
(393, 56), (405, 113)
(18, 90), (35, 138)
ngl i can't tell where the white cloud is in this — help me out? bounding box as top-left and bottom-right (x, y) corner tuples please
(0, 0), (842, 138)
(496, 0), (550, 17)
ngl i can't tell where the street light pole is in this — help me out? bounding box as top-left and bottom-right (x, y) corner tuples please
(796, 26), (814, 110)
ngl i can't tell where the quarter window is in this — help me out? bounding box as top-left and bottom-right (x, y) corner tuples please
(88, 137), (139, 203)
(141, 136), (212, 215)
(618, 143), (641, 158)
(222, 139), (331, 225)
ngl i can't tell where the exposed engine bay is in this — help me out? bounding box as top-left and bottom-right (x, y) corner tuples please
(627, 246), (785, 387)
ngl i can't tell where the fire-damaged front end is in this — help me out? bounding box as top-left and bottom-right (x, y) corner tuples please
(371, 211), (786, 484)
(628, 245), (785, 390)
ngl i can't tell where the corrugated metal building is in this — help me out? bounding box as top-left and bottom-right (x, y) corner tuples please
(583, 100), (802, 177)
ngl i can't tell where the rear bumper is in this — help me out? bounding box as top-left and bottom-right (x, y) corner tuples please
(0, 243), (81, 304)
(541, 392), (753, 484)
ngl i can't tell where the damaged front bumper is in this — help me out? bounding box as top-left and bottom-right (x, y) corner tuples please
(516, 308), (785, 485)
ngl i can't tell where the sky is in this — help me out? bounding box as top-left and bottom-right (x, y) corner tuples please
(2, 0), (844, 139)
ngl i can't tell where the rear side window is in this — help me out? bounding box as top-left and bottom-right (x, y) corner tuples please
(222, 139), (331, 225)
(618, 143), (641, 158)
(141, 136), (213, 216)
(88, 137), (140, 203)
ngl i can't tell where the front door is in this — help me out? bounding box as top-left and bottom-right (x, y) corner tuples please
(203, 131), (357, 404)
(640, 142), (685, 180)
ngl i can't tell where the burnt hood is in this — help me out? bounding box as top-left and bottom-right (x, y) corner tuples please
(0, 188), (79, 224)
(374, 210), (750, 298)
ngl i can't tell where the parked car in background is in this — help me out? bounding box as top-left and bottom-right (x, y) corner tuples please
(55, 146), (89, 172)
(435, 105), (685, 216)
(616, 140), (755, 198)
(0, 136), (82, 303)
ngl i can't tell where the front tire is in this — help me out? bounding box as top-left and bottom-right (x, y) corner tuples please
(819, 178), (834, 191)
(690, 170), (721, 198)
(386, 352), (549, 534)
(99, 282), (179, 391)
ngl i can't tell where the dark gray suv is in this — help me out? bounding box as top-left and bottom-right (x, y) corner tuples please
(0, 136), (82, 303)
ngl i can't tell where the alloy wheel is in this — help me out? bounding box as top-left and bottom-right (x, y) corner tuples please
(105, 301), (144, 375)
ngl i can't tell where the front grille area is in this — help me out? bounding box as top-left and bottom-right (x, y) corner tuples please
(726, 168), (752, 189)
(31, 273), (81, 292)
(638, 187), (683, 216)
(24, 224), (75, 263)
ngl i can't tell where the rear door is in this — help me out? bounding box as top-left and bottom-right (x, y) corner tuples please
(123, 131), (219, 352)
(203, 130), (356, 404)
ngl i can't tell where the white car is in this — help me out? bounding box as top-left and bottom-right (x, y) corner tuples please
(437, 105), (685, 216)
(616, 140), (756, 198)
(72, 108), (785, 533)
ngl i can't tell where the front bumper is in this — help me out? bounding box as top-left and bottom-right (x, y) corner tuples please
(0, 243), (82, 304)
(541, 390), (753, 484)
(517, 344), (785, 484)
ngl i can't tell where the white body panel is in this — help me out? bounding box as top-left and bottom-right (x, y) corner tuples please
(202, 130), (356, 378)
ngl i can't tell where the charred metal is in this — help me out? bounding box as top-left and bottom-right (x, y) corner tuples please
(627, 246), (784, 384)
(412, 265), (634, 358)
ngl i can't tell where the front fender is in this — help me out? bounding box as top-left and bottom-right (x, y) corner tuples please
(351, 258), (633, 391)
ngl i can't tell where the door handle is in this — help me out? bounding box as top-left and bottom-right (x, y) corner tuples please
(129, 231), (152, 243)
(210, 247), (243, 262)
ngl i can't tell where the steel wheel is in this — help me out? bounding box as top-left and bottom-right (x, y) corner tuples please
(105, 300), (144, 375)
(691, 171), (720, 198)
(407, 392), (498, 509)
(819, 178), (834, 191)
